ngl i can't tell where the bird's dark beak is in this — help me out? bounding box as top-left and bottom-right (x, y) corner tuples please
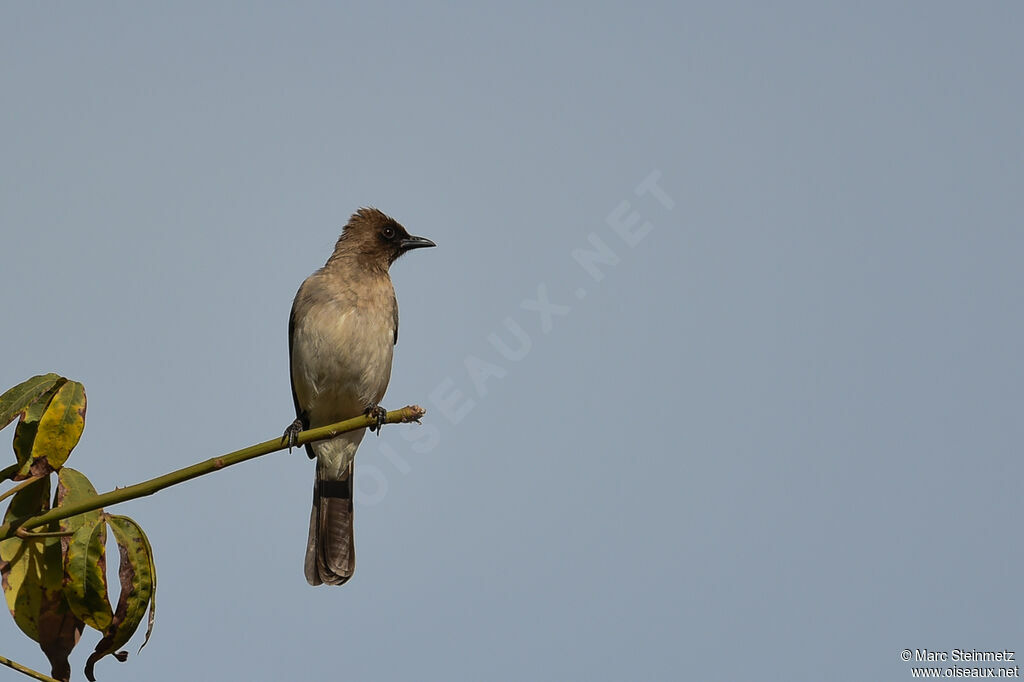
(400, 235), (436, 251)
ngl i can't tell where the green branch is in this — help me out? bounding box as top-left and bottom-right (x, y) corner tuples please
(16, 528), (75, 539)
(0, 475), (46, 504)
(0, 405), (425, 541)
(0, 654), (60, 682)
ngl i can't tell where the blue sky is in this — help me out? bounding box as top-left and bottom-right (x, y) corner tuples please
(2, 3), (1022, 681)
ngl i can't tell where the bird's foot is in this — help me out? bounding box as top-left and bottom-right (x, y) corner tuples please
(282, 418), (303, 452)
(365, 405), (387, 435)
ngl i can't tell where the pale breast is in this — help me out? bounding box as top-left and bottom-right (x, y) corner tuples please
(290, 271), (396, 427)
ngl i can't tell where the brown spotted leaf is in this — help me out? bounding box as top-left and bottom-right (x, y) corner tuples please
(10, 378), (67, 481)
(84, 515), (156, 682)
(18, 380), (86, 479)
(64, 516), (113, 632)
(56, 467), (105, 537)
(12, 382), (64, 473)
(0, 476), (53, 640)
(58, 469), (113, 632)
(0, 476), (82, 681)
(136, 520), (157, 653)
(37, 594), (84, 682)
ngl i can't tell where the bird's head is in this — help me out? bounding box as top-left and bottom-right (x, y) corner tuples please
(331, 207), (435, 268)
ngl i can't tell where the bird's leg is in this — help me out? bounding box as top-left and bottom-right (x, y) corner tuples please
(282, 418), (304, 452)
(365, 405), (387, 435)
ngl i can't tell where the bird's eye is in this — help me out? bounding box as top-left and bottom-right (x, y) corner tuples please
(382, 226), (396, 240)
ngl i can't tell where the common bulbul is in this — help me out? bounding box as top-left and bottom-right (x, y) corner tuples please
(287, 208), (435, 585)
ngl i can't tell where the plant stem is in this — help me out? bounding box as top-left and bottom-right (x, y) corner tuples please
(0, 405), (425, 541)
(0, 475), (45, 504)
(16, 528), (75, 539)
(0, 654), (59, 682)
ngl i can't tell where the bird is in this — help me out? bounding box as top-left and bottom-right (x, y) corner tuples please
(286, 207), (435, 586)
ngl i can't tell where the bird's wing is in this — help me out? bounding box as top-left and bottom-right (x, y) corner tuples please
(288, 299), (315, 459)
(392, 291), (399, 345)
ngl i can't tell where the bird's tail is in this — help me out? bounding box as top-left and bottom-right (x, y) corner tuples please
(304, 436), (361, 586)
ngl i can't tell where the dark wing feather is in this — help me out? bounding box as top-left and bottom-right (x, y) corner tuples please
(288, 300), (315, 459)
(392, 292), (399, 345)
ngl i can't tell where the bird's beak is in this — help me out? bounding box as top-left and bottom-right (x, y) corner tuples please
(400, 235), (436, 251)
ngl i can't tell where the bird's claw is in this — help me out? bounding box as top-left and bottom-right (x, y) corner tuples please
(366, 405), (387, 435)
(282, 418), (303, 452)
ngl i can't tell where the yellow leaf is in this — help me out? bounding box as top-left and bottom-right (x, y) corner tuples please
(24, 381), (86, 477)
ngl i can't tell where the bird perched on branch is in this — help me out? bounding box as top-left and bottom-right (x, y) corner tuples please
(286, 208), (435, 585)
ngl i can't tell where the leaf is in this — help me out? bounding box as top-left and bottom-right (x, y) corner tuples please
(1, 476), (85, 681)
(37, 595), (84, 682)
(0, 476), (54, 640)
(136, 522), (157, 653)
(85, 515), (156, 682)
(65, 517), (113, 631)
(56, 467), (105, 537)
(12, 382), (66, 480)
(19, 381), (86, 479)
(58, 469), (112, 632)
(0, 374), (63, 431)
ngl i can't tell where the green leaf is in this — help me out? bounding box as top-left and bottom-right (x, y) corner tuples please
(19, 381), (86, 479)
(0, 374), (63, 432)
(56, 467), (104, 536)
(85, 515), (156, 682)
(58, 469), (112, 632)
(65, 517), (112, 631)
